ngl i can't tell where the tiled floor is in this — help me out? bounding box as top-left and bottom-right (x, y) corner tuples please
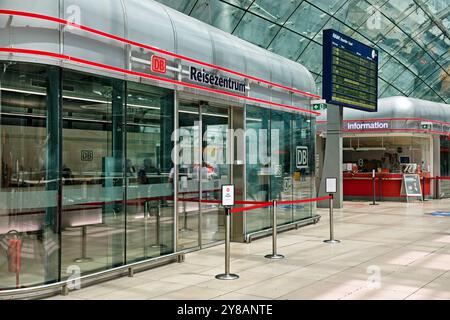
(48, 199), (450, 300)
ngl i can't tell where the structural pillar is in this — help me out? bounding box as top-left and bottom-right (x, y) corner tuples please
(318, 106), (343, 209)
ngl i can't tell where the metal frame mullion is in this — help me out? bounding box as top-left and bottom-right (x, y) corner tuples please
(198, 104), (203, 249)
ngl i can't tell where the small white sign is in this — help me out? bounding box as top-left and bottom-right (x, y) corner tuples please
(326, 177), (337, 194)
(222, 184), (235, 207)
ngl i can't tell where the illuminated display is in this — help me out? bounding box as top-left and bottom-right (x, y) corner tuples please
(323, 29), (378, 112)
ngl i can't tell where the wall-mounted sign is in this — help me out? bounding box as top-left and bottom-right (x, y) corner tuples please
(296, 146), (308, 169)
(151, 55), (167, 74)
(189, 66), (246, 93)
(81, 150), (93, 161)
(323, 29), (378, 112)
(346, 121), (389, 130)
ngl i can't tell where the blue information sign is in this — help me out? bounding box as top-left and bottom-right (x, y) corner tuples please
(323, 29), (378, 112)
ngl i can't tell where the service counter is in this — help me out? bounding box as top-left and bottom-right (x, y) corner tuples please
(343, 172), (431, 201)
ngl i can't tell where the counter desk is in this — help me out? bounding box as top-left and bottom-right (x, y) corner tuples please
(343, 172), (431, 201)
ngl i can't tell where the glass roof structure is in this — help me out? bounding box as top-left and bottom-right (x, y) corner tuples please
(155, 0), (450, 104)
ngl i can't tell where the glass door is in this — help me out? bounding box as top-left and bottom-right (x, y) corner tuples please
(177, 103), (201, 250)
(177, 102), (230, 250)
(201, 105), (230, 246)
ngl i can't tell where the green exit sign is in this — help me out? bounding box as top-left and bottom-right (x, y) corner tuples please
(313, 104), (327, 111)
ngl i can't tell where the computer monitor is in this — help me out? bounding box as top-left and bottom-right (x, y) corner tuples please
(399, 156), (410, 164)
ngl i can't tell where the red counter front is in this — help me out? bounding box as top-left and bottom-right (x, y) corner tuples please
(343, 172), (431, 201)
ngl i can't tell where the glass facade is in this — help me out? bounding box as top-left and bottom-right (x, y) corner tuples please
(245, 106), (315, 234)
(0, 61), (315, 289)
(0, 61), (175, 289)
(156, 0), (450, 104)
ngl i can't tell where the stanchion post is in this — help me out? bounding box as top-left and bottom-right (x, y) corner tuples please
(215, 206), (239, 280)
(216, 184), (238, 280)
(265, 200), (284, 259)
(435, 176), (440, 199)
(324, 194), (340, 244)
(422, 176), (427, 202)
(74, 226), (93, 263)
(370, 169), (378, 205)
(150, 202), (166, 249)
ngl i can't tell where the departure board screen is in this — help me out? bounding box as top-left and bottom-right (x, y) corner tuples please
(323, 29), (378, 112)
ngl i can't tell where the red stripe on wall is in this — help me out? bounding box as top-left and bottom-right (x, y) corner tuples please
(0, 9), (321, 100)
(0, 47), (320, 115)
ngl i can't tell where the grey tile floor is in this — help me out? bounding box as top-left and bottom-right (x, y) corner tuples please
(48, 199), (450, 300)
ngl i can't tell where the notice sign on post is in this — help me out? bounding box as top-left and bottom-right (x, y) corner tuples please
(401, 174), (422, 197)
(326, 177), (337, 194)
(222, 185), (235, 207)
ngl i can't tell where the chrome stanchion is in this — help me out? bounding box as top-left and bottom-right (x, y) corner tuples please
(324, 194), (340, 244)
(74, 226), (93, 263)
(215, 207), (239, 280)
(370, 170), (378, 206)
(179, 192), (192, 232)
(150, 202), (166, 249)
(265, 200), (284, 259)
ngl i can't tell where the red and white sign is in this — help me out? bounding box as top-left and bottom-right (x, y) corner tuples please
(151, 55), (166, 74)
(222, 184), (235, 207)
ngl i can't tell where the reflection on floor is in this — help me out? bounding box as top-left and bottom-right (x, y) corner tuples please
(48, 199), (450, 300)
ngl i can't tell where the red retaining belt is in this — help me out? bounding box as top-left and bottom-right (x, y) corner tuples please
(277, 195), (332, 206)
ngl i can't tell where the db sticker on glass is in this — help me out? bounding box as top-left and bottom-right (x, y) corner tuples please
(222, 185), (235, 207)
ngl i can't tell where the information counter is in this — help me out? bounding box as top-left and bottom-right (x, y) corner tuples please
(343, 172), (431, 201)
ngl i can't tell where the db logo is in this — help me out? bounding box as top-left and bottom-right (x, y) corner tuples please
(151, 55), (166, 74)
(296, 146), (308, 169)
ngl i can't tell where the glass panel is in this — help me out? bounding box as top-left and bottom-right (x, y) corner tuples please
(190, 0), (245, 33)
(222, 0), (253, 10)
(379, 0), (416, 21)
(125, 82), (174, 263)
(233, 12), (281, 48)
(61, 70), (125, 276)
(297, 42), (323, 74)
(177, 103), (200, 250)
(379, 59), (407, 82)
(268, 29), (310, 60)
(245, 106), (271, 233)
(270, 110), (293, 226)
(334, 0), (373, 30)
(312, 0), (348, 15)
(201, 105), (229, 245)
(287, 2), (331, 39)
(249, 0), (303, 25)
(293, 113), (313, 221)
(0, 62), (59, 289)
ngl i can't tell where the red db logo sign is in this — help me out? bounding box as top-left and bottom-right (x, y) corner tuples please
(151, 55), (166, 74)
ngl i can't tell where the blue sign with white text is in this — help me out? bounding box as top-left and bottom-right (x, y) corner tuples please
(323, 29), (378, 112)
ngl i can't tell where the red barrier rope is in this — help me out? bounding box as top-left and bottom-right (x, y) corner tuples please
(277, 195), (332, 206)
